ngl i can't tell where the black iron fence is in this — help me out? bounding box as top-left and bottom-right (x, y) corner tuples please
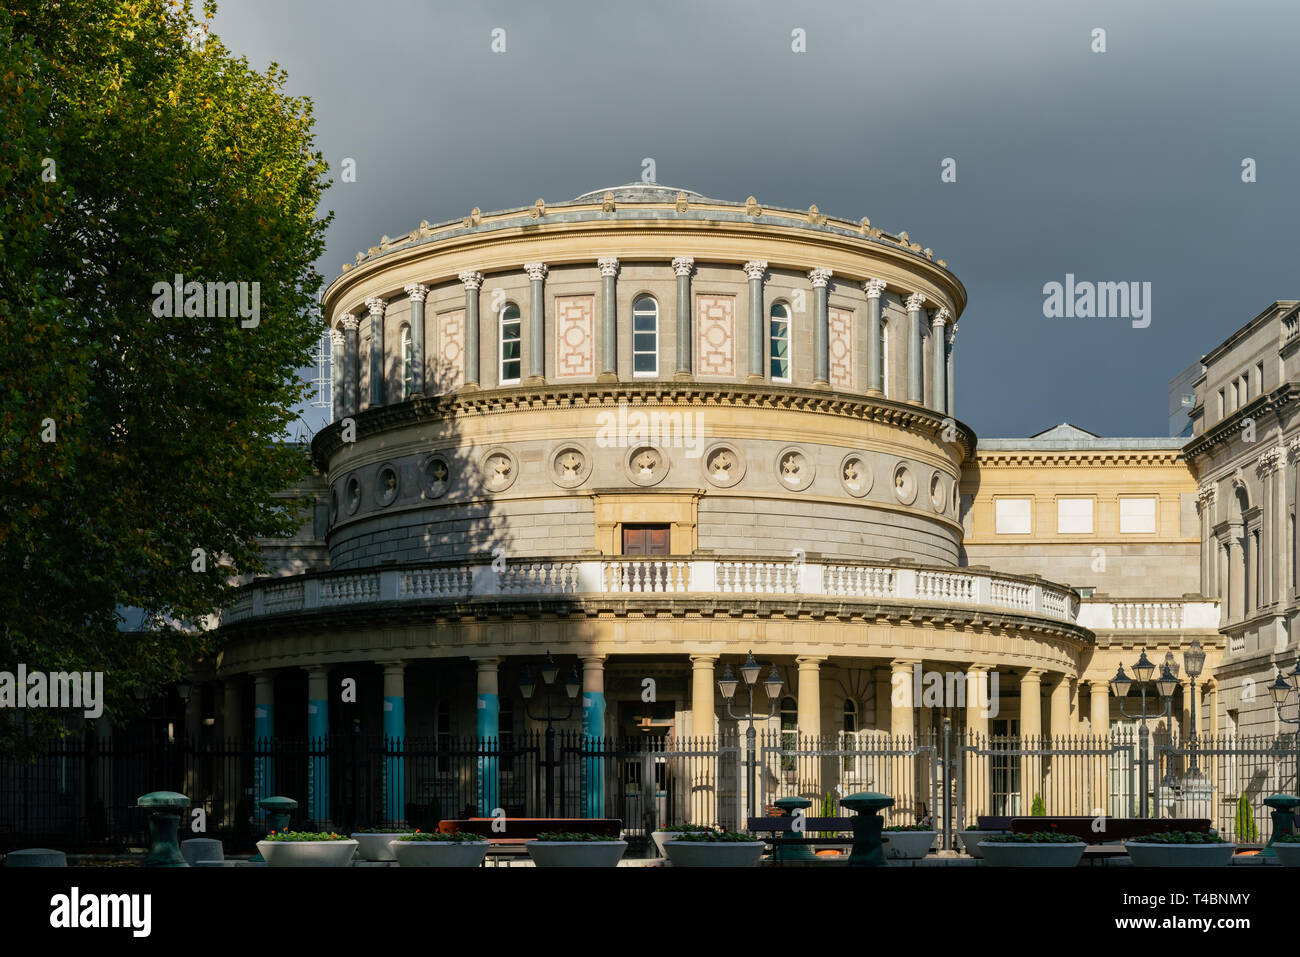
(3, 727), (1297, 850)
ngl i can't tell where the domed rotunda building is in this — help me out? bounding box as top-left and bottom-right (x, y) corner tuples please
(215, 184), (1099, 826)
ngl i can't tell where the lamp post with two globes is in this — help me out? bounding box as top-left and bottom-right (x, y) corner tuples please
(519, 652), (580, 817)
(1110, 650), (1177, 818)
(718, 651), (783, 823)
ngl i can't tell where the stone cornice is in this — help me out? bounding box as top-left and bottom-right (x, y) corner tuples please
(973, 448), (1187, 468)
(310, 382), (977, 471)
(1184, 383), (1297, 459)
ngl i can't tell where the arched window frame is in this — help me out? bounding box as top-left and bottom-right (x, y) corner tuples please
(632, 295), (659, 377)
(880, 318), (890, 398)
(399, 323), (413, 400)
(769, 301), (792, 382)
(499, 302), (522, 385)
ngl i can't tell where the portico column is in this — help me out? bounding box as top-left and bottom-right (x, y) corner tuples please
(365, 296), (386, 406)
(597, 257), (619, 381)
(404, 284), (428, 397)
(1197, 486), (1216, 598)
(1019, 669), (1043, 815)
(1089, 679), (1110, 817)
(524, 262), (547, 383)
(340, 315), (360, 416)
(1258, 454), (1276, 606)
(744, 260), (768, 381)
(306, 665), (330, 826)
(1048, 676), (1073, 812)
(690, 654), (717, 737)
(905, 293), (926, 405)
(1228, 534), (1245, 620)
(1276, 445), (1288, 601)
(581, 655), (607, 817)
(945, 323), (957, 417)
(809, 267), (833, 388)
(690, 654), (717, 827)
(931, 308), (949, 414)
(474, 657), (501, 815)
(382, 662), (406, 826)
(863, 279), (886, 396)
(796, 656), (824, 739)
(673, 256), (694, 378)
(253, 671), (275, 818)
(890, 659), (919, 823)
(329, 329), (345, 422)
(963, 664), (992, 827)
(459, 270), (484, 389)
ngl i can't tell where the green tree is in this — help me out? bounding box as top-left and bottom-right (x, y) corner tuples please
(1031, 794), (1046, 816)
(1235, 795), (1257, 842)
(0, 0), (330, 753)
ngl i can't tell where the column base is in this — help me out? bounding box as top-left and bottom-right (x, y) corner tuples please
(906, 398), (924, 406)
(672, 370), (694, 382)
(596, 371), (619, 383)
(865, 388), (883, 397)
(524, 375), (546, 386)
(812, 379), (831, 390)
(745, 374), (766, 384)
(458, 381), (481, 393)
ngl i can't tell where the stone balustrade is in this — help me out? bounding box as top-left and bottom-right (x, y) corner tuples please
(1076, 599), (1221, 631)
(222, 557), (1081, 626)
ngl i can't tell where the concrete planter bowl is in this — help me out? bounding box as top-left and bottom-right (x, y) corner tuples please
(1273, 843), (1300, 866)
(884, 830), (937, 861)
(663, 841), (766, 868)
(652, 829), (695, 858)
(1124, 841), (1236, 867)
(525, 840), (627, 868)
(256, 839), (359, 868)
(390, 840), (490, 868)
(350, 833), (409, 862)
(978, 841), (1087, 868)
(958, 831), (1004, 858)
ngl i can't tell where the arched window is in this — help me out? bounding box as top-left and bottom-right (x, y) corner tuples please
(499, 303), (521, 384)
(632, 295), (658, 376)
(880, 319), (890, 398)
(842, 698), (858, 734)
(780, 696), (799, 732)
(400, 324), (413, 400)
(769, 302), (791, 381)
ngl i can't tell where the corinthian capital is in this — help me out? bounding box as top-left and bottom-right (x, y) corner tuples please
(339, 314), (359, 332)
(523, 262), (548, 282)
(329, 328), (345, 347)
(458, 270), (484, 291)
(404, 283), (429, 302)
(905, 293), (928, 313)
(672, 256), (695, 277)
(862, 279), (887, 300)
(1197, 481), (1217, 507)
(808, 267), (833, 288)
(932, 307), (951, 328)
(597, 256), (620, 277)
(364, 296), (386, 317)
(743, 260), (768, 282)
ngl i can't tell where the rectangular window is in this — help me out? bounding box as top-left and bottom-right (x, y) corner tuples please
(1057, 497), (1094, 534)
(881, 325), (889, 398)
(770, 309), (791, 381)
(1256, 362), (1264, 396)
(1119, 496), (1157, 534)
(632, 299), (658, 376)
(500, 306), (521, 384)
(994, 498), (1032, 535)
(1217, 389), (1224, 418)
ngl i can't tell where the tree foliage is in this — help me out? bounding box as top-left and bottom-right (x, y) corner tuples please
(0, 0), (331, 751)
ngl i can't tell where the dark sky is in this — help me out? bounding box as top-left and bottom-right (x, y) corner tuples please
(211, 0), (1300, 440)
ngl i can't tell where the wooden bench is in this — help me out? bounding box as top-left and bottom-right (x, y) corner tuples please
(438, 818), (623, 866)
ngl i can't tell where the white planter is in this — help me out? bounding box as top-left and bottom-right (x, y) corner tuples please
(1273, 843), (1300, 866)
(663, 841), (766, 868)
(350, 833), (409, 862)
(978, 841), (1087, 868)
(883, 830), (937, 860)
(256, 839), (359, 868)
(390, 840), (490, 868)
(958, 831), (1003, 858)
(652, 830), (699, 857)
(525, 841), (627, 868)
(1124, 842), (1235, 867)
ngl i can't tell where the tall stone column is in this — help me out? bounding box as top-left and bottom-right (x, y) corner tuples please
(1048, 677), (1073, 812)
(404, 284), (428, 398)
(306, 665), (330, 826)
(1276, 445), (1288, 602)
(340, 315), (359, 416)
(863, 279), (887, 396)
(1258, 454), (1276, 607)
(1197, 485), (1216, 599)
(945, 323), (957, 416)
(598, 257), (619, 382)
(963, 664), (991, 827)
(581, 655), (607, 817)
(930, 308), (949, 413)
(744, 260), (768, 382)
(905, 293), (927, 405)
(890, 659), (919, 823)
(1019, 669), (1043, 815)
(329, 328), (345, 422)
(673, 256), (694, 379)
(524, 262), (547, 384)
(689, 654), (717, 826)
(474, 657), (501, 815)
(1089, 679), (1110, 817)
(365, 296), (386, 407)
(253, 671), (276, 818)
(382, 661), (406, 826)
(809, 267), (833, 388)
(796, 656), (824, 740)
(1228, 535), (1245, 621)
(459, 270), (484, 389)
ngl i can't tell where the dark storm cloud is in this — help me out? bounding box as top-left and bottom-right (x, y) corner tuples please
(212, 0), (1300, 438)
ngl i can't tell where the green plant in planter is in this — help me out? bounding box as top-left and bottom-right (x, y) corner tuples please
(1128, 831), (1225, 844)
(884, 824), (935, 832)
(670, 830), (756, 842)
(1276, 833), (1300, 843)
(354, 826), (409, 834)
(658, 823), (715, 834)
(262, 830), (348, 842)
(984, 831), (1079, 844)
(965, 823), (1001, 831)
(535, 832), (621, 842)
(396, 830), (485, 842)
(1235, 795), (1258, 842)
(1030, 794), (1046, 816)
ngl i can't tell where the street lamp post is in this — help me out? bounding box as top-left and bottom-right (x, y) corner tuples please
(1110, 650), (1177, 818)
(1268, 661), (1300, 795)
(1182, 639), (1206, 778)
(519, 651), (580, 817)
(718, 651), (783, 824)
